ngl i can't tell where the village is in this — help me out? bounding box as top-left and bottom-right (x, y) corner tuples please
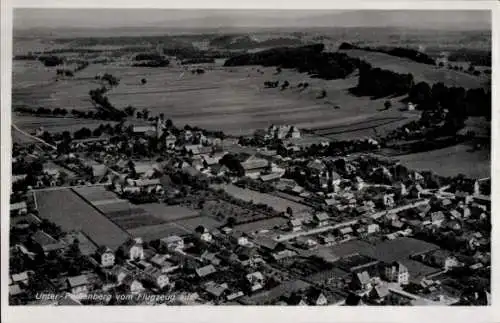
(9, 115), (491, 306)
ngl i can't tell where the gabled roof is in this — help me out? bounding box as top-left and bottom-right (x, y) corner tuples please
(32, 231), (59, 247)
(196, 264), (217, 278)
(241, 155), (269, 171)
(356, 271), (371, 285)
(307, 159), (325, 171)
(67, 274), (91, 288)
(10, 201), (27, 211)
(314, 212), (329, 221)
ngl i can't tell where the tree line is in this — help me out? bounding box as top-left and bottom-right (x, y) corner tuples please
(224, 44), (362, 80)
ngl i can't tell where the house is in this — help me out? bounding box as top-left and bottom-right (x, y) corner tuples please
(122, 276), (145, 295)
(369, 283), (390, 302)
(408, 184), (425, 199)
(123, 238), (145, 261)
(384, 262), (409, 285)
(307, 159), (326, 174)
(241, 155), (269, 178)
(144, 267), (171, 289)
(246, 272), (265, 292)
(31, 231), (63, 255)
(9, 284), (25, 297)
(352, 271), (371, 291)
(272, 249), (297, 264)
(199, 231), (213, 243)
(313, 212), (329, 227)
(305, 288), (329, 305)
(133, 125), (156, 135)
(226, 291), (245, 301)
(449, 209), (462, 219)
(395, 182), (408, 196)
(296, 236), (318, 249)
(149, 254), (179, 273)
(259, 172), (282, 182)
(367, 223), (380, 234)
(230, 231), (249, 246)
(165, 134), (177, 149)
(66, 274), (93, 296)
(91, 164), (107, 178)
(210, 164), (230, 177)
(96, 247), (115, 268)
(160, 235), (184, 250)
(430, 211), (446, 227)
(196, 264), (217, 278)
(338, 226), (354, 239)
(11, 271), (32, 285)
(10, 201), (28, 215)
(391, 219), (405, 230)
(200, 251), (221, 266)
(204, 281), (229, 300)
(289, 218), (302, 232)
(318, 234), (336, 245)
(382, 193), (395, 208)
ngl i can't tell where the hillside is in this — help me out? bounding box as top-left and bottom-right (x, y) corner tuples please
(339, 49), (489, 89)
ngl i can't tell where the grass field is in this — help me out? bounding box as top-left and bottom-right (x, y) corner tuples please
(35, 189), (130, 250)
(312, 113), (420, 141)
(128, 223), (190, 241)
(389, 144), (490, 179)
(232, 217), (288, 235)
(339, 49), (490, 89)
(12, 114), (120, 133)
(12, 61), (421, 136)
(211, 183), (311, 214)
(139, 204), (200, 222)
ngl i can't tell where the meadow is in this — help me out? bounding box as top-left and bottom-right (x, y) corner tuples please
(390, 143), (490, 179)
(212, 183), (311, 214)
(12, 59), (421, 137)
(339, 49), (490, 89)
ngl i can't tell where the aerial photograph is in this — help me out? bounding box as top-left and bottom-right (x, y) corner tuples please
(8, 9), (491, 306)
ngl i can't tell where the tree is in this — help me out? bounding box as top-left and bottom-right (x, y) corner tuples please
(124, 105), (136, 117)
(226, 217), (236, 228)
(142, 108), (150, 120)
(286, 207), (293, 217)
(384, 100), (392, 110)
(195, 225), (205, 234)
(141, 78), (147, 85)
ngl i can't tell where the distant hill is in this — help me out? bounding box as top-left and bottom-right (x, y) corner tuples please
(209, 35), (303, 50)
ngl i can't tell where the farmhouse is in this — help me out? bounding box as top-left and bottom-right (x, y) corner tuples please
(10, 201), (28, 215)
(240, 155), (269, 178)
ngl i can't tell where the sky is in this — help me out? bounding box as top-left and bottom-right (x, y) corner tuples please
(13, 9), (491, 31)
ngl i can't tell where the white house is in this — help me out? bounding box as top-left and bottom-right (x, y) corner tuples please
(384, 262), (409, 285)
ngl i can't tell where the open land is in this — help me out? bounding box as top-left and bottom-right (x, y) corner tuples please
(211, 183), (311, 214)
(384, 143), (490, 179)
(339, 49), (490, 89)
(13, 59), (422, 138)
(34, 189), (130, 250)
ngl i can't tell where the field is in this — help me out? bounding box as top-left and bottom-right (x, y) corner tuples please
(232, 217), (288, 235)
(34, 189), (130, 250)
(127, 215), (223, 241)
(339, 49), (490, 89)
(311, 113), (420, 141)
(139, 203), (200, 222)
(12, 114), (119, 134)
(202, 199), (269, 223)
(12, 60), (421, 137)
(211, 184), (311, 214)
(388, 144), (490, 179)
